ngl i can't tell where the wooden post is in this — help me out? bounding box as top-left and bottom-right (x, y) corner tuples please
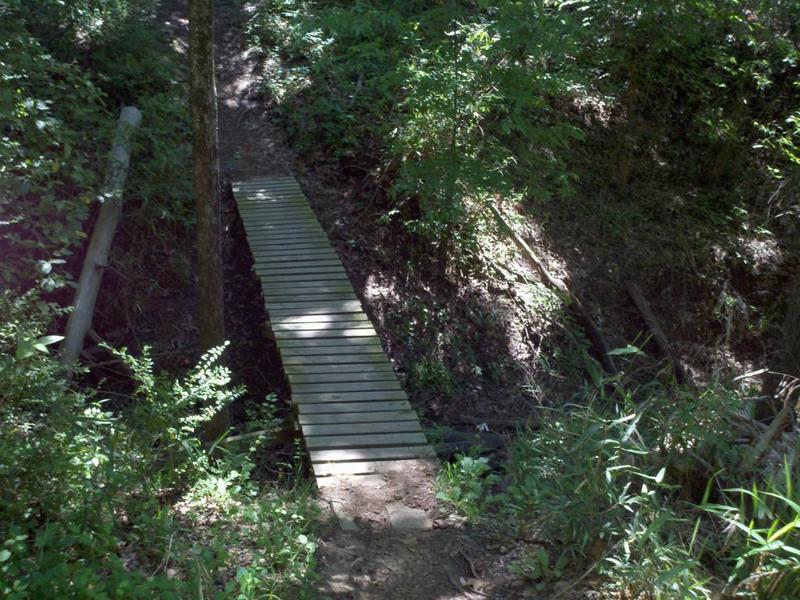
(189, 0), (230, 439)
(61, 106), (142, 366)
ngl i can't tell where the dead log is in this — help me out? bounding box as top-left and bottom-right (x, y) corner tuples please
(61, 106), (142, 366)
(624, 280), (688, 384)
(488, 203), (618, 374)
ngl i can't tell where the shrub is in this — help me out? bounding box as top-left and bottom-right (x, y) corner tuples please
(0, 291), (318, 598)
(502, 372), (798, 598)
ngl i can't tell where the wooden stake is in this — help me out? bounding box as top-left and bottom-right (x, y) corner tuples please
(61, 106), (142, 367)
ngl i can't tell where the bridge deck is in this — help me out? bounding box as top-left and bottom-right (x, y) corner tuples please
(233, 176), (436, 479)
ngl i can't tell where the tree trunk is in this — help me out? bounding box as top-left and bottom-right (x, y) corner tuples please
(189, 0), (229, 439)
(61, 106), (142, 367)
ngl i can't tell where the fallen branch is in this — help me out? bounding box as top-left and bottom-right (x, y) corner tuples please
(61, 106), (142, 366)
(489, 203), (617, 374)
(624, 280), (688, 384)
(745, 403), (792, 468)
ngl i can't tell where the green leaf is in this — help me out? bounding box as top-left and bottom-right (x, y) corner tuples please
(15, 338), (36, 360)
(607, 345), (641, 356)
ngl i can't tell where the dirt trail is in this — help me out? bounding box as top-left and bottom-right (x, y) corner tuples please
(209, 4), (482, 598)
(158, 1), (508, 598)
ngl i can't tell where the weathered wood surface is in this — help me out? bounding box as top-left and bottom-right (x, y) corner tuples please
(233, 176), (436, 478)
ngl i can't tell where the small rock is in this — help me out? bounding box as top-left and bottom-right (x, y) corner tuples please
(385, 502), (433, 530)
(331, 502), (359, 532)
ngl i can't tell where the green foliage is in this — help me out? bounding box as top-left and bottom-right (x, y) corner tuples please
(410, 356), (456, 396)
(249, 0), (798, 277)
(578, 0), (800, 182)
(0, 0), (192, 292)
(248, 0), (584, 269)
(500, 369), (800, 598)
(703, 459), (800, 598)
(436, 454), (501, 522)
(509, 547), (569, 586)
(0, 292), (317, 598)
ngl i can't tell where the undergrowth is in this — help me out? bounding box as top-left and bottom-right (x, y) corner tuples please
(436, 359), (799, 598)
(0, 293), (318, 598)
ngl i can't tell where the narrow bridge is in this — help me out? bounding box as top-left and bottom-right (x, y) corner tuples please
(232, 177), (437, 493)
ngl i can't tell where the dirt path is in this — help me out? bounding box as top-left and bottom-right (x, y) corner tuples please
(209, 5), (484, 599)
(161, 0), (504, 600)
(160, 1), (519, 597)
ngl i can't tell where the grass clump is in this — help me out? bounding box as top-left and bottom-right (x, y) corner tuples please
(434, 364), (799, 598)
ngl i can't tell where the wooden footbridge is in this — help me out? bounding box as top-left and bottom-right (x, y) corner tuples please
(232, 177), (437, 483)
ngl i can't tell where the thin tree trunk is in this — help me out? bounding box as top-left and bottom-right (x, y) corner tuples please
(489, 203), (618, 374)
(61, 106), (142, 367)
(189, 0), (229, 439)
(625, 280), (687, 384)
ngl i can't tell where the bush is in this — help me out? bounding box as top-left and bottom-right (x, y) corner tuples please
(502, 371), (798, 598)
(0, 292), (317, 598)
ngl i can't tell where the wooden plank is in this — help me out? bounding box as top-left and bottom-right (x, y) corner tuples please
(252, 251), (335, 262)
(309, 446), (436, 463)
(251, 242), (333, 253)
(235, 189), (305, 196)
(237, 198), (312, 208)
(260, 275), (351, 286)
(292, 390), (407, 403)
(286, 361), (394, 374)
(302, 420), (421, 436)
(257, 259), (342, 270)
(259, 267), (346, 279)
(238, 202), (308, 211)
(275, 328), (377, 340)
(237, 201), (313, 211)
(243, 216), (321, 228)
(248, 235), (330, 245)
(266, 293), (359, 304)
(246, 222), (326, 233)
(235, 190), (305, 196)
(288, 371), (398, 385)
(247, 237), (332, 248)
(234, 181), (300, 190)
(246, 229), (328, 240)
(268, 306), (365, 318)
(280, 345), (385, 357)
(238, 205), (317, 216)
(298, 410), (417, 426)
(257, 261), (344, 273)
(291, 380), (403, 395)
(271, 312), (368, 324)
(313, 458), (437, 477)
(286, 362), (394, 375)
(273, 320), (372, 331)
(297, 400), (411, 414)
(305, 432), (428, 450)
(279, 336), (380, 347)
(237, 200), (308, 208)
(243, 214), (321, 226)
(282, 354), (388, 366)
(269, 309), (366, 319)
(267, 300), (361, 314)
(256, 253), (338, 264)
